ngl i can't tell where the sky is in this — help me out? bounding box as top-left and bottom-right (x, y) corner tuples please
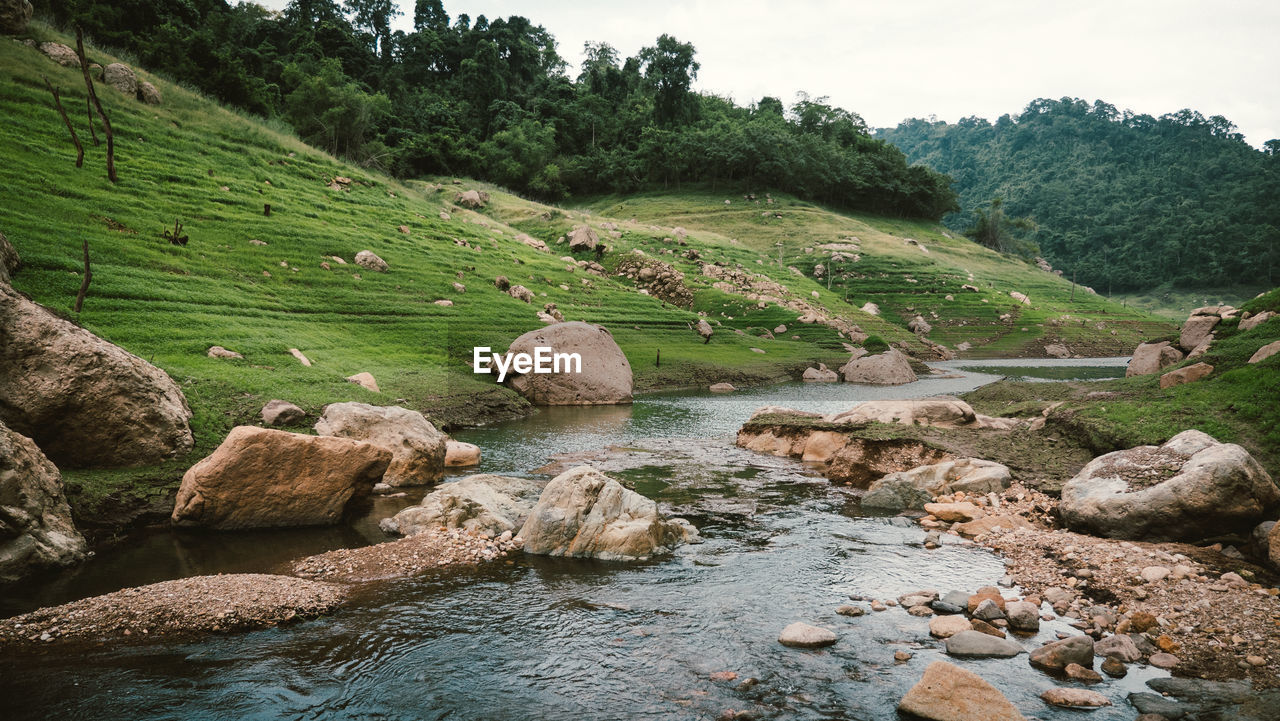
(252, 0), (1280, 147)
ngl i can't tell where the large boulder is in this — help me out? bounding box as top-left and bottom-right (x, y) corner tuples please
(568, 226), (599, 252)
(1249, 340), (1280, 364)
(1240, 311), (1275, 331)
(354, 250), (388, 272)
(862, 459), (1012, 511)
(1060, 430), (1279, 541)
(0, 230), (18, 284)
(0, 420), (87, 583)
(898, 661), (1025, 721)
(171, 426), (391, 530)
(383, 474), (543, 537)
(0, 283), (194, 468)
(102, 63), (137, 97)
(137, 81), (162, 105)
(838, 349), (917, 385)
(504, 322), (632, 405)
(1126, 341), (1184, 377)
(0, 0), (33, 34)
(1179, 314), (1219, 353)
(826, 397), (974, 427)
(802, 364), (838, 382)
(519, 466), (698, 561)
(314, 403), (446, 486)
(38, 42), (80, 67)
(1159, 362), (1213, 389)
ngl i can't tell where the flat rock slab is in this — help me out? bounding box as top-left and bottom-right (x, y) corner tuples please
(898, 660), (1025, 721)
(1041, 688), (1111, 708)
(945, 630), (1024, 658)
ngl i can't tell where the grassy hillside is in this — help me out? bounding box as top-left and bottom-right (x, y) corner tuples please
(580, 192), (1171, 357)
(0, 31), (1167, 531)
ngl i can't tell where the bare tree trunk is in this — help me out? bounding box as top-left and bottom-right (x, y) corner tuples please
(44, 76), (83, 168)
(86, 96), (99, 146)
(74, 240), (92, 313)
(75, 27), (115, 183)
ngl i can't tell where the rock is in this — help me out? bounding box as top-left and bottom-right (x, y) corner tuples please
(1127, 341), (1185, 377)
(1140, 565), (1171, 582)
(924, 501), (984, 523)
(778, 622), (837, 648)
(1159, 362), (1213, 389)
(929, 615), (972, 638)
(507, 284), (534, 303)
(1029, 635), (1094, 671)
(838, 349), (917, 385)
(1270, 521), (1280, 568)
(1179, 314), (1219, 352)
(967, 586), (1006, 613)
(354, 250), (388, 272)
(260, 399), (305, 426)
(1040, 688), (1111, 708)
(860, 302), (880, 316)
(826, 397), (979, 427)
(1010, 291), (1031, 305)
(289, 348), (312, 366)
(972, 599), (1006, 621)
(695, 319), (713, 341)
(345, 372), (380, 393)
(314, 403), (446, 486)
(1148, 652), (1179, 669)
(504, 322), (632, 405)
(953, 515), (1032, 538)
(102, 63), (137, 97)
(1094, 633), (1142, 662)
(802, 365), (838, 382)
(1101, 657), (1127, 677)
(1044, 343), (1071, 359)
(945, 630), (1024, 658)
(39, 42), (80, 67)
(0, 230), (18, 284)
(909, 315), (933, 335)
(206, 345), (243, 359)
(1248, 340), (1280, 364)
(494, 275), (510, 291)
(1060, 430), (1279, 541)
(514, 233), (548, 252)
(709, 383), (736, 393)
(171, 426), (390, 529)
(1065, 663), (1102, 683)
(454, 189), (487, 208)
(970, 619), (1006, 638)
(0, 420), (87, 583)
(444, 440), (480, 467)
(137, 81), (162, 105)
(1240, 310), (1275, 331)
(568, 226), (599, 252)
(0, 0), (33, 34)
(898, 661), (1025, 721)
(0, 283), (193, 468)
(862, 458), (1012, 512)
(836, 604), (865, 617)
(1005, 601), (1040, 632)
(519, 466), (697, 561)
(385, 474), (543, 537)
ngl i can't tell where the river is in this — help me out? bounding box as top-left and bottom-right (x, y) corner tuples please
(2, 358), (1166, 720)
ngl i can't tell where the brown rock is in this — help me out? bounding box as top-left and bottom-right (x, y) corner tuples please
(345, 372), (380, 393)
(568, 225), (599, 252)
(1064, 663), (1102, 683)
(1029, 635), (1094, 671)
(929, 615), (972, 638)
(39, 42), (80, 67)
(924, 501), (984, 522)
(953, 515), (1034, 538)
(1249, 340), (1280, 364)
(0, 283), (193, 468)
(315, 403), (446, 486)
(1040, 688), (1111, 708)
(967, 587), (1007, 614)
(138, 81), (162, 105)
(898, 661), (1026, 721)
(171, 426), (390, 529)
(970, 619), (1007, 638)
(838, 349), (917, 385)
(1126, 341), (1184, 377)
(0, 230), (18, 284)
(444, 440), (481, 467)
(1101, 657), (1128, 677)
(1159, 362), (1213, 389)
(0, 420), (87, 583)
(1179, 314), (1219, 352)
(504, 322), (632, 405)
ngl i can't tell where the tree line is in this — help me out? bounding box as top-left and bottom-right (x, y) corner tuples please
(36, 0), (956, 219)
(878, 98), (1280, 292)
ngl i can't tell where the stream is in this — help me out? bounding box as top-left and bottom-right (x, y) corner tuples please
(2, 358), (1167, 720)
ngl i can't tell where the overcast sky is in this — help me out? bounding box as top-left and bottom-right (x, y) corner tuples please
(252, 0), (1279, 146)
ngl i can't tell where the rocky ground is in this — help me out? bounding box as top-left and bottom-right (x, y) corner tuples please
(290, 527), (522, 583)
(922, 483), (1280, 689)
(0, 573), (345, 646)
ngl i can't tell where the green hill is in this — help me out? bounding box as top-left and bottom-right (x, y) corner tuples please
(0, 32), (1167, 530)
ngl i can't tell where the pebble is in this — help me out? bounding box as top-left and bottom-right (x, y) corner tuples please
(1141, 566), (1171, 583)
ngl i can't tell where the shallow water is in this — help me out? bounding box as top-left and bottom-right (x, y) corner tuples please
(1, 358), (1165, 720)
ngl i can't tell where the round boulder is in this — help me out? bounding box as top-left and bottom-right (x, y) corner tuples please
(314, 403), (446, 486)
(102, 63), (137, 97)
(1060, 430), (1279, 541)
(838, 349), (917, 385)
(504, 322), (633, 405)
(354, 250), (388, 272)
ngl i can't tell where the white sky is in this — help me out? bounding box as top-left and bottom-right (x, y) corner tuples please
(251, 0), (1280, 146)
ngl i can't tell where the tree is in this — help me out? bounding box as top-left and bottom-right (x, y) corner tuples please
(638, 34), (699, 126)
(413, 0), (448, 31)
(965, 198), (1039, 259)
(343, 0), (400, 59)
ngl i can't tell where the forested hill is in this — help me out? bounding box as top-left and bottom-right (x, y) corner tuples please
(32, 0), (955, 219)
(877, 98), (1280, 294)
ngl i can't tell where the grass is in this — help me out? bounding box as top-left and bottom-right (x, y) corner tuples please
(0, 28), (1174, 531)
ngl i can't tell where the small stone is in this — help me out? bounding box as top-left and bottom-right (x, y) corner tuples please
(970, 619), (1006, 638)
(1141, 566), (1171, 583)
(973, 599), (1006, 621)
(836, 605), (865, 617)
(710, 671), (738, 682)
(870, 600), (886, 612)
(1040, 688), (1111, 708)
(1101, 657), (1127, 677)
(1064, 663), (1102, 684)
(1148, 653), (1179, 669)
(894, 650), (913, 662)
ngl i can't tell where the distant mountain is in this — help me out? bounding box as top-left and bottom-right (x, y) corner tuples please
(878, 98), (1280, 293)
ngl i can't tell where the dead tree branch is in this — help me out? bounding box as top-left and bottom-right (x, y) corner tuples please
(74, 240), (92, 313)
(43, 76), (83, 168)
(74, 27), (115, 183)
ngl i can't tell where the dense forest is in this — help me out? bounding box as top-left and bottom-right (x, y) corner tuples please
(879, 98), (1280, 293)
(31, 0), (956, 219)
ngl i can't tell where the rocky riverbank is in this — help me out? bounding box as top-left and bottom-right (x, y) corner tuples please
(0, 574), (345, 646)
(291, 527), (523, 583)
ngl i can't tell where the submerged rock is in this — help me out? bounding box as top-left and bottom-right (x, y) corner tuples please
(0, 420), (87, 583)
(519, 466), (697, 561)
(1060, 430), (1278, 541)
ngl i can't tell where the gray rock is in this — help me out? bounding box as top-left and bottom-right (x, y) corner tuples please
(778, 622), (837, 648)
(1060, 430), (1279, 541)
(1126, 341), (1184, 377)
(354, 250), (388, 272)
(1147, 677), (1252, 704)
(1094, 633), (1142, 662)
(504, 322), (632, 405)
(1029, 635), (1094, 671)
(0, 420), (87, 583)
(972, 599), (1006, 621)
(1128, 692), (1188, 719)
(862, 458), (1012, 511)
(260, 400), (305, 426)
(1005, 601), (1040, 632)
(930, 599), (965, 615)
(102, 63), (137, 97)
(944, 630), (1025, 658)
(386, 474), (543, 536)
(838, 349), (917, 385)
